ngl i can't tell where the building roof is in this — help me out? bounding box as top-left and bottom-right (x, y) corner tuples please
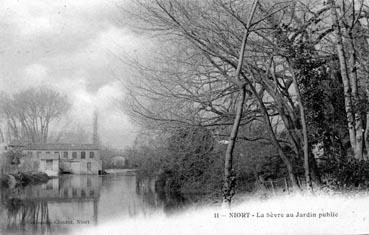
(11, 143), (99, 151)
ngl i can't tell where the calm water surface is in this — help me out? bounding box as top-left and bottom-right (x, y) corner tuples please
(0, 172), (191, 235)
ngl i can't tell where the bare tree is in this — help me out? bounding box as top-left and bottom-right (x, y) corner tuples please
(0, 87), (70, 143)
(123, 0), (303, 199)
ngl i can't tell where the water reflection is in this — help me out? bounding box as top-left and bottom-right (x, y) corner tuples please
(0, 173), (195, 235)
(0, 175), (101, 235)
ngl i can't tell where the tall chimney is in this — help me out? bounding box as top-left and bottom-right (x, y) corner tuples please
(93, 111), (100, 146)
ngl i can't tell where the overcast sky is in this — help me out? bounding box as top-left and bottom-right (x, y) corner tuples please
(0, 0), (153, 148)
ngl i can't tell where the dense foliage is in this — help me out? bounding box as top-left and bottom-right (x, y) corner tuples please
(133, 126), (223, 195)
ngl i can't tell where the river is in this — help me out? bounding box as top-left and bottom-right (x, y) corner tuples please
(0, 171), (195, 235)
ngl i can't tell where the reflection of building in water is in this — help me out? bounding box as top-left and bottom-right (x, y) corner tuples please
(58, 175), (101, 200)
(0, 173), (189, 235)
(15, 175), (102, 201)
(0, 175), (102, 235)
(47, 175), (101, 227)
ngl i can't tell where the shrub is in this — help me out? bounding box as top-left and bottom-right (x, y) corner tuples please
(320, 158), (369, 190)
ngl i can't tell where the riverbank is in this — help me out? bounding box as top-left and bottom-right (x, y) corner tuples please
(104, 168), (137, 175)
(0, 171), (50, 188)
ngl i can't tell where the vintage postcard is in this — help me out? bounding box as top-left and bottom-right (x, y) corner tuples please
(1, 0), (369, 234)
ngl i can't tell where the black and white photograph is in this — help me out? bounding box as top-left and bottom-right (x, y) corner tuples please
(1, 0), (369, 234)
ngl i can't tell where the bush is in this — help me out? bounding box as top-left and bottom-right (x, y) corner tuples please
(133, 126), (223, 195)
(0, 172), (49, 188)
(320, 158), (369, 190)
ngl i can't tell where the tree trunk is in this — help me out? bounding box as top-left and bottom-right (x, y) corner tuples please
(365, 83), (369, 160)
(365, 112), (369, 160)
(288, 62), (312, 191)
(247, 82), (300, 191)
(347, 29), (363, 160)
(222, 0), (258, 207)
(223, 86), (246, 205)
(329, 0), (357, 158)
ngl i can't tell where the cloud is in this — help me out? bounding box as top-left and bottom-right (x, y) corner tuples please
(0, 0), (145, 148)
(5, 63), (50, 91)
(24, 63), (48, 83)
(21, 17), (52, 35)
(1, 1), (54, 35)
(48, 77), (135, 148)
(89, 26), (153, 56)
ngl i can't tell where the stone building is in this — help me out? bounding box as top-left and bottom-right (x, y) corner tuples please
(6, 143), (103, 176)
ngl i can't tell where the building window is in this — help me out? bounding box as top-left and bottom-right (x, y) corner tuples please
(33, 161), (38, 170)
(87, 178), (91, 187)
(54, 152), (60, 158)
(46, 160), (53, 170)
(37, 152), (41, 158)
(72, 188), (77, 197)
(87, 162), (91, 171)
(64, 188), (69, 197)
(72, 152), (77, 159)
(89, 152), (94, 159)
(63, 152), (68, 159)
(46, 182), (53, 190)
(81, 190), (86, 198)
(81, 151), (86, 159)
